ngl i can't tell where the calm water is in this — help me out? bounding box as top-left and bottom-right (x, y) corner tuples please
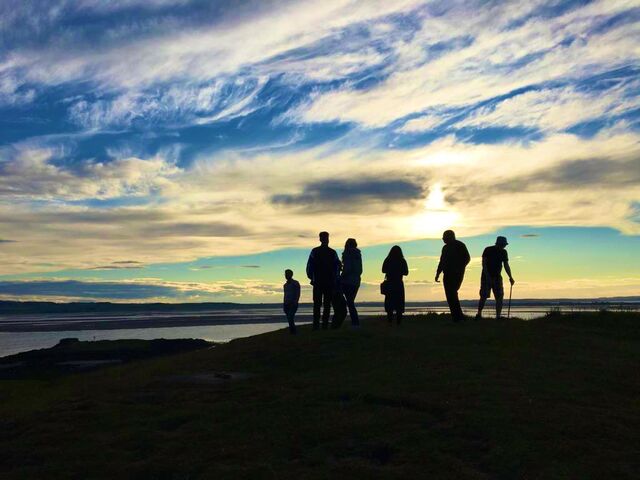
(0, 304), (635, 358)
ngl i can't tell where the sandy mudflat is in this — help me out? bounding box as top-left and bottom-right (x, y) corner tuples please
(0, 312), (313, 333)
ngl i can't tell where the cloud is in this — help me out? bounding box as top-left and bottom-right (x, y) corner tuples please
(0, 0), (425, 120)
(88, 262), (145, 270)
(497, 156), (640, 192)
(0, 128), (639, 275)
(144, 222), (252, 238)
(189, 264), (261, 271)
(67, 77), (268, 129)
(397, 115), (446, 133)
(0, 278), (282, 302)
(296, 0), (640, 128)
(0, 147), (180, 200)
(271, 178), (427, 212)
(457, 83), (640, 131)
(520, 234), (540, 238)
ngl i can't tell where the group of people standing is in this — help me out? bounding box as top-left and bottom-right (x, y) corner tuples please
(282, 230), (515, 334)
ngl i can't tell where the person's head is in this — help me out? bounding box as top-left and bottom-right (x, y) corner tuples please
(495, 236), (508, 250)
(344, 238), (357, 250)
(319, 231), (329, 245)
(388, 245), (404, 260)
(284, 269), (294, 280)
(442, 229), (456, 244)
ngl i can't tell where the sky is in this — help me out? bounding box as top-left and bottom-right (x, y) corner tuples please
(0, 0), (639, 303)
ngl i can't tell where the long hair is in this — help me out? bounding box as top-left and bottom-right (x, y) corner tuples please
(344, 238), (357, 249)
(386, 245), (404, 261)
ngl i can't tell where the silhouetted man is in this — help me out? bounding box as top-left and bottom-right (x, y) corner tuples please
(476, 236), (515, 319)
(307, 231), (341, 330)
(435, 230), (470, 322)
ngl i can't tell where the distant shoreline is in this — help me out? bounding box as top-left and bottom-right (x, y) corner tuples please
(1, 297), (638, 315)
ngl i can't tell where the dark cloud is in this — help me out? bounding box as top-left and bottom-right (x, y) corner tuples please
(190, 264), (260, 271)
(0, 209), (171, 225)
(520, 233), (540, 238)
(88, 265), (145, 270)
(0, 280), (187, 300)
(0, 279), (280, 300)
(272, 178), (426, 212)
(144, 222), (251, 237)
(499, 156), (640, 192)
(0, 239), (16, 243)
(445, 156), (640, 205)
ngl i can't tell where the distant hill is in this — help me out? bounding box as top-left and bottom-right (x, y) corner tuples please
(0, 297), (639, 314)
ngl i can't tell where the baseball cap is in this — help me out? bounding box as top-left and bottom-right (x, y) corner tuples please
(496, 236), (508, 246)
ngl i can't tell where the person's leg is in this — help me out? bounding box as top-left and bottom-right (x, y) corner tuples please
(443, 277), (460, 321)
(321, 285), (332, 329)
(477, 274), (489, 318)
(331, 290), (347, 329)
(495, 296), (503, 318)
(386, 311), (394, 323)
(396, 312), (403, 325)
(454, 273), (465, 320)
(476, 296), (487, 318)
(343, 284), (360, 326)
(493, 276), (504, 319)
(312, 285), (321, 330)
(286, 305), (298, 334)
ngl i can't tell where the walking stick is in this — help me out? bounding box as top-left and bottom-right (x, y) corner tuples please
(507, 282), (513, 319)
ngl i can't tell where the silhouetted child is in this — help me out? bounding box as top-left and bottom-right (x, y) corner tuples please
(283, 269), (301, 334)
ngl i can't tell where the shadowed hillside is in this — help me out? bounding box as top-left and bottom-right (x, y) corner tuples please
(1, 312), (639, 479)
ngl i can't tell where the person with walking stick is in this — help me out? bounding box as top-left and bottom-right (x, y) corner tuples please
(475, 236), (515, 320)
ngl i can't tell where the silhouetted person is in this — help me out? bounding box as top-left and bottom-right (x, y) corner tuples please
(283, 269), (300, 335)
(382, 245), (408, 325)
(306, 231), (341, 330)
(435, 230), (470, 322)
(340, 238), (362, 327)
(476, 236), (515, 319)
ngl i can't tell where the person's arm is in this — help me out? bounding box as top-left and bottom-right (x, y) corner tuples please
(334, 252), (342, 276)
(482, 256), (490, 280)
(435, 246), (445, 282)
(342, 254), (351, 278)
(402, 259), (409, 276)
(504, 259), (515, 285)
(382, 258), (388, 274)
(294, 281), (301, 303)
(463, 244), (471, 267)
(306, 251), (314, 283)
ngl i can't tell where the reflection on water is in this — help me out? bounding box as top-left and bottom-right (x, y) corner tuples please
(1, 303), (636, 357)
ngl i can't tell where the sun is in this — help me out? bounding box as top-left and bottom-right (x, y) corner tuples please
(409, 184), (460, 238)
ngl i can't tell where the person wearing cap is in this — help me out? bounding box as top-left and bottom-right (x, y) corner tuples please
(435, 230), (471, 322)
(476, 236), (515, 319)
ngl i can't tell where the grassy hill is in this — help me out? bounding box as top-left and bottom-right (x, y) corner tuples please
(1, 312), (639, 479)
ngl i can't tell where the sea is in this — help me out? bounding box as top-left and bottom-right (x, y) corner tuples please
(1, 302), (637, 358)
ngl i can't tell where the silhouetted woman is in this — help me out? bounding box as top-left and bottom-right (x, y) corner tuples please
(382, 245), (409, 325)
(341, 238), (362, 327)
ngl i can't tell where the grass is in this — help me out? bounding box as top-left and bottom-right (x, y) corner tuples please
(1, 312), (639, 479)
